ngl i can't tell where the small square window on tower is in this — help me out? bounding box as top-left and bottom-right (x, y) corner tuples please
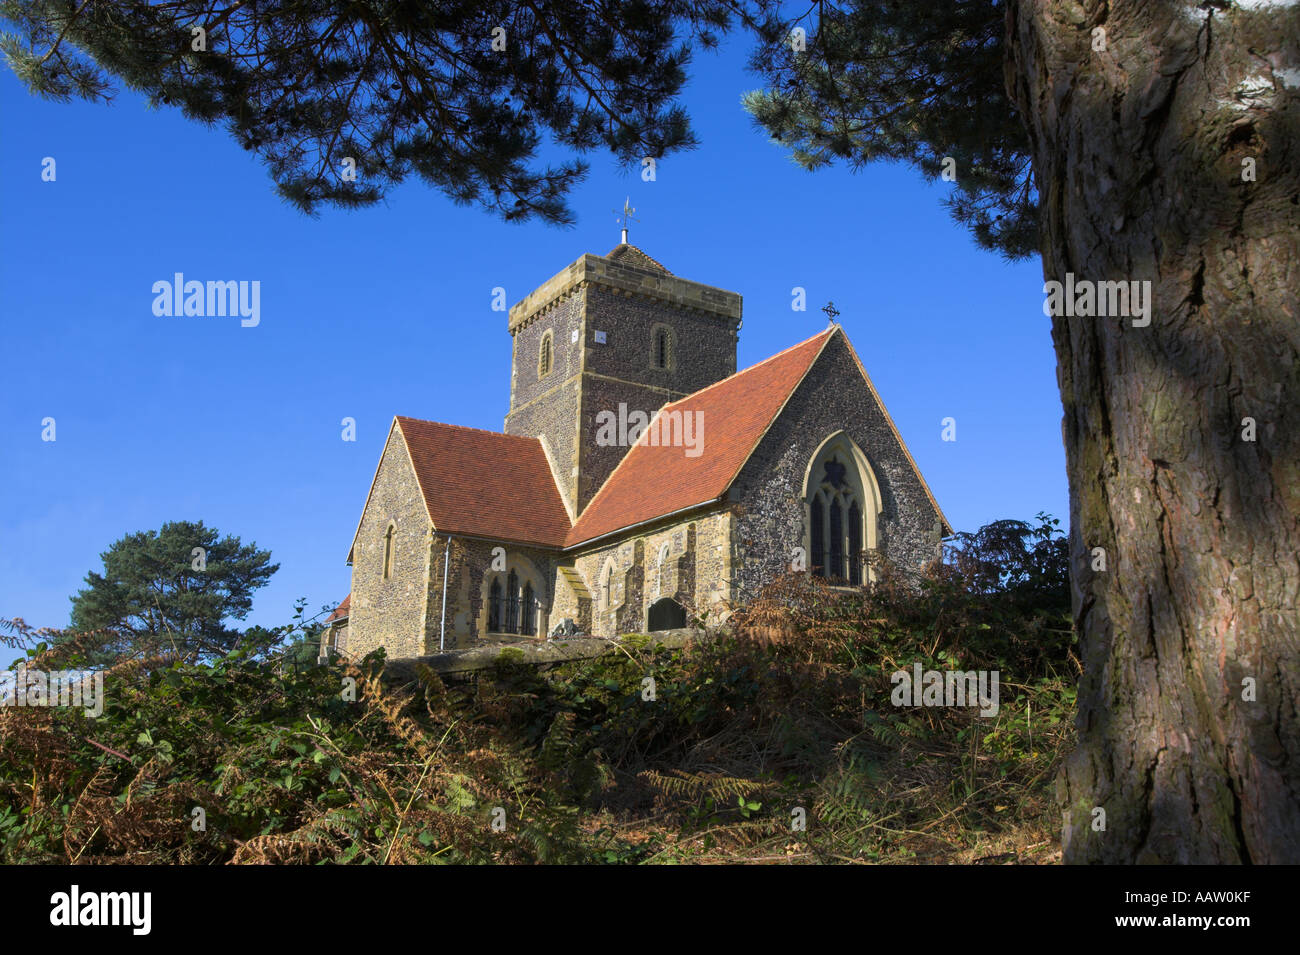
(594, 330), (607, 344)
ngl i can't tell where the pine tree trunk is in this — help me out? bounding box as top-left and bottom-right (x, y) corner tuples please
(1005, 0), (1300, 862)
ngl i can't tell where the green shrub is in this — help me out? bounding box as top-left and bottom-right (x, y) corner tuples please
(0, 514), (1076, 864)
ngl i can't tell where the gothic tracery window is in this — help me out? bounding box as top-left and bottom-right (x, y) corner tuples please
(806, 440), (872, 585)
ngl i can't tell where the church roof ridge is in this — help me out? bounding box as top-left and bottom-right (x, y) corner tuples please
(604, 242), (672, 274)
(661, 326), (837, 410)
(394, 414), (531, 443)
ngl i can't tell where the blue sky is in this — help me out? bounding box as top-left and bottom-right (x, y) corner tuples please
(0, 34), (1066, 633)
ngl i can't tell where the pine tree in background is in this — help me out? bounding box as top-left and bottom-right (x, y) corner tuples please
(70, 520), (278, 660)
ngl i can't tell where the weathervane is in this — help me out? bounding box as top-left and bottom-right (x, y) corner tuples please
(822, 301), (841, 325)
(614, 197), (639, 244)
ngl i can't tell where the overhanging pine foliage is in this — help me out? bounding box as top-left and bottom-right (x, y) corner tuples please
(742, 0), (1038, 259)
(0, 0), (776, 220)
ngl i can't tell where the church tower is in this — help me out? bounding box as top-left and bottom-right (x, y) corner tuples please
(504, 241), (743, 516)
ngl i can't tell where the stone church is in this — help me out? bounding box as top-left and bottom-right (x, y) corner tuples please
(324, 239), (949, 659)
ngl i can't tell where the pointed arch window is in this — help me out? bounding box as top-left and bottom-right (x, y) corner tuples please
(650, 324), (674, 371)
(600, 558), (615, 613)
(538, 330), (554, 379)
(805, 439), (874, 585)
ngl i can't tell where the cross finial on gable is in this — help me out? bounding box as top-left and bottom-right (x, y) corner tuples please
(822, 301), (841, 325)
(614, 197), (639, 244)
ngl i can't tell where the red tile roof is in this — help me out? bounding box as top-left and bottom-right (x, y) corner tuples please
(396, 417), (572, 547)
(326, 594), (350, 622)
(349, 325), (948, 558)
(565, 328), (835, 546)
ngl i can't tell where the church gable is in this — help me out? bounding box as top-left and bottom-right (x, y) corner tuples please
(346, 422), (435, 660)
(729, 329), (949, 599)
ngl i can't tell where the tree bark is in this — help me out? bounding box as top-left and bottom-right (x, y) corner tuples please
(1006, 0), (1300, 862)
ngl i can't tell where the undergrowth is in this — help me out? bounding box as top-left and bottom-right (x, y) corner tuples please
(0, 514), (1077, 864)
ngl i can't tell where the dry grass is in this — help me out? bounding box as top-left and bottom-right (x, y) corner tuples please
(0, 554), (1077, 865)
